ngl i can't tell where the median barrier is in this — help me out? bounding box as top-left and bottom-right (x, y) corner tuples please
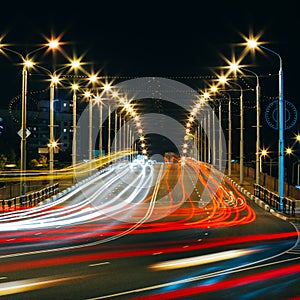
(1, 182), (59, 212)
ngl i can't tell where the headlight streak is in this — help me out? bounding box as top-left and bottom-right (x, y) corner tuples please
(0, 161), (155, 230)
(0, 165), (170, 259)
(0, 160), (254, 230)
(0, 274), (93, 297)
(0, 150), (133, 183)
(136, 260), (300, 300)
(148, 248), (262, 270)
(0, 166), (117, 222)
(0, 166), (128, 227)
(0, 226), (299, 296)
(0, 157), (299, 299)
(86, 257), (300, 300)
(0, 158), (257, 253)
(1, 231), (298, 270)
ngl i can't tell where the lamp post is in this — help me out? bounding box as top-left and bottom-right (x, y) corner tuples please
(229, 82), (244, 185)
(94, 84), (114, 160)
(39, 61), (82, 184)
(239, 68), (261, 185)
(245, 70), (260, 185)
(259, 149), (268, 173)
(20, 61), (29, 195)
(49, 80), (55, 184)
(93, 94), (104, 159)
(294, 135), (300, 186)
(71, 73), (97, 168)
(229, 64), (260, 185)
(80, 89), (98, 175)
(218, 100), (223, 170)
(71, 84), (78, 168)
(222, 92), (232, 176)
(247, 39), (284, 211)
(0, 40), (59, 194)
(217, 79), (244, 184)
(210, 85), (232, 175)
(87, 92), (93, 162)
(287, 135), (300, 186)
(291, 160), (299, 186)
(212, 103), (216, 166)
(210, 96), (223, 170)
(114, 109), (118, 153)
(296, 159), (299, 186)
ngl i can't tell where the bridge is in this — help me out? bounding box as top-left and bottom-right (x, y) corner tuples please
(1, 76), (299, 220)
(0, 77), (300, 299)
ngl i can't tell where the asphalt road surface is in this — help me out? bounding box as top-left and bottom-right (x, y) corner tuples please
(0, 159), (299, 299)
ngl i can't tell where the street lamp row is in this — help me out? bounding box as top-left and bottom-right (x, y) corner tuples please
(1, 34), (289, 211)
(0, 38), (61, 194)
(200, 35), (286, 212)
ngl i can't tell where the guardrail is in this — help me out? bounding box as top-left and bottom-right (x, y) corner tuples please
(1, 182), (59, 212)
(253, 183), (296, 216)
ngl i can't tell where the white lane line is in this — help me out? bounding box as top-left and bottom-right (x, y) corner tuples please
(89, 262), (110, 267)
(86, 256), (300, 300)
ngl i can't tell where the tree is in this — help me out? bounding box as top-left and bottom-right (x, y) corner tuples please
(30, 155), (48, 169)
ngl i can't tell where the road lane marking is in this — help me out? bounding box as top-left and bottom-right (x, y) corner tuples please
(89, 262), (110, 267)
(152, 252), (163, 255)
(86, 255), (300, 300)
(0, 274), (90, 296)
(149, 248), (260, 270)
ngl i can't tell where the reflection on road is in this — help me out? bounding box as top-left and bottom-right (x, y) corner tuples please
(0, 159), (299, 299)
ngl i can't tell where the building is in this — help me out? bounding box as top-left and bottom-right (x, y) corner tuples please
(0, 97), (79, 167)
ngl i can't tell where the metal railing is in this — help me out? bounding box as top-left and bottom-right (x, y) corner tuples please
(254, 183), (296, 216)
(1, 182), (59, 212)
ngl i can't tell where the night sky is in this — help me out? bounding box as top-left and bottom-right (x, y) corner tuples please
(0, 2), (299, 166)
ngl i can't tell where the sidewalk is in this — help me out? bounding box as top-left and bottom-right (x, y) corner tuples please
(226, 168), (300, 222)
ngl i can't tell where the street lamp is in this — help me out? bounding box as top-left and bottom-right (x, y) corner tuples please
(228, 81), (243, 185)
(292, 135), (300, 185)
(93, 83), (114, 159)
(0, 39), (60, 194)
(259, 149), (268, 173)
(295, 134), (300, 186)
(70, 73), (96, 170)
(83, 91), (93, 162)
(287, 134), (300, 186)
(223, 92), (232, 175)
(37, 59), (83, 184)
(216, 77), (244, 185)
(93, 95), (103, 159)
(208, 87), (224, 170)
(71, 83), (79, 168)
(209, 84), (232, 175)
(247, 38), (285, 211)
(229, 62), (261, 185)
(49, 78), (56, 183)
(292, 159), (300, 186)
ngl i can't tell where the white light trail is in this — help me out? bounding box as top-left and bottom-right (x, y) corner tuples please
(149, 248), (261, 270)
(0, 160), (155, 231)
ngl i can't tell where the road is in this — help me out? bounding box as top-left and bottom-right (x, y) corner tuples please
(0, 158), (299, 299)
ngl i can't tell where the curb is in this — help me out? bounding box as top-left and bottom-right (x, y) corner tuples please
(224, 174), (295, 222)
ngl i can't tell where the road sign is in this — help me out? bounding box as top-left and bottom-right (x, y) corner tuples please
(38, 147), (49, 154)
(17, 128), (31, 138)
